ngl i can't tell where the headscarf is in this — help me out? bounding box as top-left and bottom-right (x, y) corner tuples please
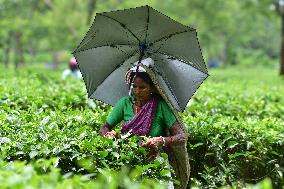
(122, 58), (159, 136)
(125, 58), (154, 96)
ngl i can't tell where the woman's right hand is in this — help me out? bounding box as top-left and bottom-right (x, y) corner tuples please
(99, 123), (112, 136)
(104, 130), (117, 139)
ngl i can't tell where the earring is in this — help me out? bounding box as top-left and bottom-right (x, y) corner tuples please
(129, 83), (133, 96)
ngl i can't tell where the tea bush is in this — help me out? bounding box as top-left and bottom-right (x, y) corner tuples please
(0, 158), (167, 189)
(0, 65), (283, 188)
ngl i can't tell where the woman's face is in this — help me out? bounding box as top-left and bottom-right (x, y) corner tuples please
(133, 77), (152, 102)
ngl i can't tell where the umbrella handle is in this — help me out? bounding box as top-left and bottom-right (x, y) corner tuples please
(138, 42), (147, 64)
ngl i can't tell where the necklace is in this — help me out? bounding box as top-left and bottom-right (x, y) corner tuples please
(134, 105), (138, 114)
(134, 102), (143, 114)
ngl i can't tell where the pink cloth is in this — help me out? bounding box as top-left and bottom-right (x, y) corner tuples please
(121, 94), (160, 136)
(69, 57), (79, 71)
(70, 57), (77, 65)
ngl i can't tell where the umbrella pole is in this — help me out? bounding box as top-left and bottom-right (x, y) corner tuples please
(129, 43), (146, 97)
(133, 46), (145, 85)
(129, 59), (141, 97)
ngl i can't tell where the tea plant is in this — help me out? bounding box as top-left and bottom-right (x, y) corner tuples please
(0, 65), (283, 188)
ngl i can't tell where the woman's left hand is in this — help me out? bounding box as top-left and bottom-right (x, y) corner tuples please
(141, 137), (163, 148)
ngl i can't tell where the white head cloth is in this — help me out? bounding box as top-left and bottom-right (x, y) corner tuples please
(125, 57), (154, 83)
(125, 58), (154, 96)
(130, 57), (154, 72)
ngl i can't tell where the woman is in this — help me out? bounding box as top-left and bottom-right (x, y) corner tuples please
(99, 65), (189, 189)
(97, 64), (189, 188)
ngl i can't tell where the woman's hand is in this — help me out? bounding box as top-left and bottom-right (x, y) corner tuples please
(99, 123), (112, 136)
(104, 130), (117, 139)
(141, 122), (186, 149)
(141, 137), (163, 148)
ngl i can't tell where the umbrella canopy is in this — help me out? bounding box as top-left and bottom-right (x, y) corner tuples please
(73, 5), (208, 112)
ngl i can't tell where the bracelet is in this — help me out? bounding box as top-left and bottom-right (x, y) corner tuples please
(170, 136), (173, 144)
(159, 136), (166, 147)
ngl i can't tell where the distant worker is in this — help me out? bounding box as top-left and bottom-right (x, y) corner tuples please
(208, 58), (219, 68)
(62, 57), (82, 79)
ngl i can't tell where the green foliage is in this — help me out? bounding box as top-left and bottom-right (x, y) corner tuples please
(0, 65), (174, 188)
(185, 67), (284, 188)
(0, 65), (283, 188)
(0, 0), (281, 66)
(0, 159), (167, 189)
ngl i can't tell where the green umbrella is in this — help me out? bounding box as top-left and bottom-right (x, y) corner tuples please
(73, 5), (208, 112)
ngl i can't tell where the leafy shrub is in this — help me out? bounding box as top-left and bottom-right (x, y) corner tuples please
(0, 159), (167, 189)
(1, 65), (283, 188)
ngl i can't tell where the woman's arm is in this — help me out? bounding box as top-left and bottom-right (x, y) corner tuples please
(99, 97), (126, 138)
(164, 121), (186, 146)
(142, 121), (186, 148)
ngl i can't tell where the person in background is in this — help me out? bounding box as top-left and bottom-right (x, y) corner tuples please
(62, 57), (82, 79)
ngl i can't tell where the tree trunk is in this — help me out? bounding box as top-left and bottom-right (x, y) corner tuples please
(43, 0), (53, 9)
(14, 32), (25, 68)
(3, 33), (11, 68)
(52, 51), (60, 69)
(280, 15), (284, 76)
(28, 45), (36, 64)
(220, 38), (231, 66)
(87, 0), (96, 25)
(222, 41), (228, 66)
